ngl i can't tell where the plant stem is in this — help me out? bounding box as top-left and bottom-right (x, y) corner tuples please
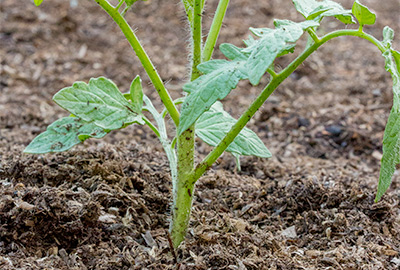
(170, 0), (203, 249)
(202, 0), (230, 62)
(94, 0), (180, 126)
(143, 96), (178, 186)
(191, 29), (385, 182)
(115, 0), (124, 11)
(190, 0), (203, 80)
(142, 116), (160, 137)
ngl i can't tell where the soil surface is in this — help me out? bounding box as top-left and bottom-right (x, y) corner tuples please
(1, 0), (400, 269)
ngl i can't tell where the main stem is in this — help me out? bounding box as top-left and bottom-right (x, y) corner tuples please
(94, 0), (180, 126)
(191, 28), (385, 182)
(170, 0), (203, 248)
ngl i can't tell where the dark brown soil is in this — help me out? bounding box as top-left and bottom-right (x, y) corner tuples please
(1, 0), (400, 269)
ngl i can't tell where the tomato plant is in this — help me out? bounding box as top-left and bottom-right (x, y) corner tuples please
(26, 0), (400, 249)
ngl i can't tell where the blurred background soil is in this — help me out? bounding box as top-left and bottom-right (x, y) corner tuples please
(1, 0), (400, 269)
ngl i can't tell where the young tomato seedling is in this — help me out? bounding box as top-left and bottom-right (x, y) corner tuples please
(26, 0), (400, 249)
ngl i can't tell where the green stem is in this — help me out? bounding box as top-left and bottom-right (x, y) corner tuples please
(115, 0), (124, 11)
(191, 29), (385, 182)
(190, 0), (203, 80)
(94, 0), (180, 126)
(267, 67), (278, 78)
(142, 116), (160, 137)
(202, 0), (230, 62)
(143, 96), (178, 186)
(307, 28), (320, 43)
(170, 0), (203, 249)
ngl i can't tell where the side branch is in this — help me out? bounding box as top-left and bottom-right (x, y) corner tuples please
(94, 0), (180, 126)
(202, 0), (230, 62)
(191, 29), (385, 182)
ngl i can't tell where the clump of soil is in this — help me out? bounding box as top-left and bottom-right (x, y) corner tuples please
(1, 0), (400, 269)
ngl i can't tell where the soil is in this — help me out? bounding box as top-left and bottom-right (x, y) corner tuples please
(1, 0), (400, 269)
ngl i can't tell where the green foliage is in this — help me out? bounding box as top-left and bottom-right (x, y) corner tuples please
(179, 20), (317, 135)
(130, 75), (144, 113)
(352, 0), (376, 26)
(196, 102), (271, 158)
(27, 0), (400, 248)
(53, 77), (144, 131)
(292, 0), (355, 24)
(24, 117), (107, 154)
(383, 26), (395, 49)
(376, 28), (400, 201)
(178, 56), (248, 135)
(34, 0), (44, 6)
(244, 20), (319, 85)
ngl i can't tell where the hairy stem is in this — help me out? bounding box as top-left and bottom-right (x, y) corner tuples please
(202, 0), (230, 62)
(191, 29), (385, 182)
(170, 0), (203, 249)
(94, 0), (180, 126)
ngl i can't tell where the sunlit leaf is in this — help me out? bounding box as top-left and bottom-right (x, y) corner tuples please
(243, 20), (319, 85)
(292, 0), (355, 24)
(352, 0), (376, 26)
(53, 77), (144, 131)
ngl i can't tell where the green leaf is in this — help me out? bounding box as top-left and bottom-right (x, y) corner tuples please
(130, 75), (143, 113)
(24, 117), (107, 154)
(243, 20), (319, 85)
(292, 0), (355, 24)
(53, 77), (144, 131)
(34, 0), (44, 6)
(376, 48), (400, 201)
(383, 26), (394, 49)
(179, 20), (318, 135)
(196, 102), (271, 158)
(219, 43), (248, 61)
(352, 0), (376, 26)
(178, 58), (248, 135)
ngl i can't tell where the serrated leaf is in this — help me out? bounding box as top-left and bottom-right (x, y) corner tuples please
(292, 0), (355, 24)
(196, 102), (271, 158)
(352, 0), (376, 26)
(376, 48), (400, 201)
(178, 58), (248, 135)
(53, 77), (144, 131)
(243, 20), (319, 85)
(24, 117), (107, 154)
(130, 75), (143, 113)
(34, 0), (44, 6)
(219, 43), (248, 61)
